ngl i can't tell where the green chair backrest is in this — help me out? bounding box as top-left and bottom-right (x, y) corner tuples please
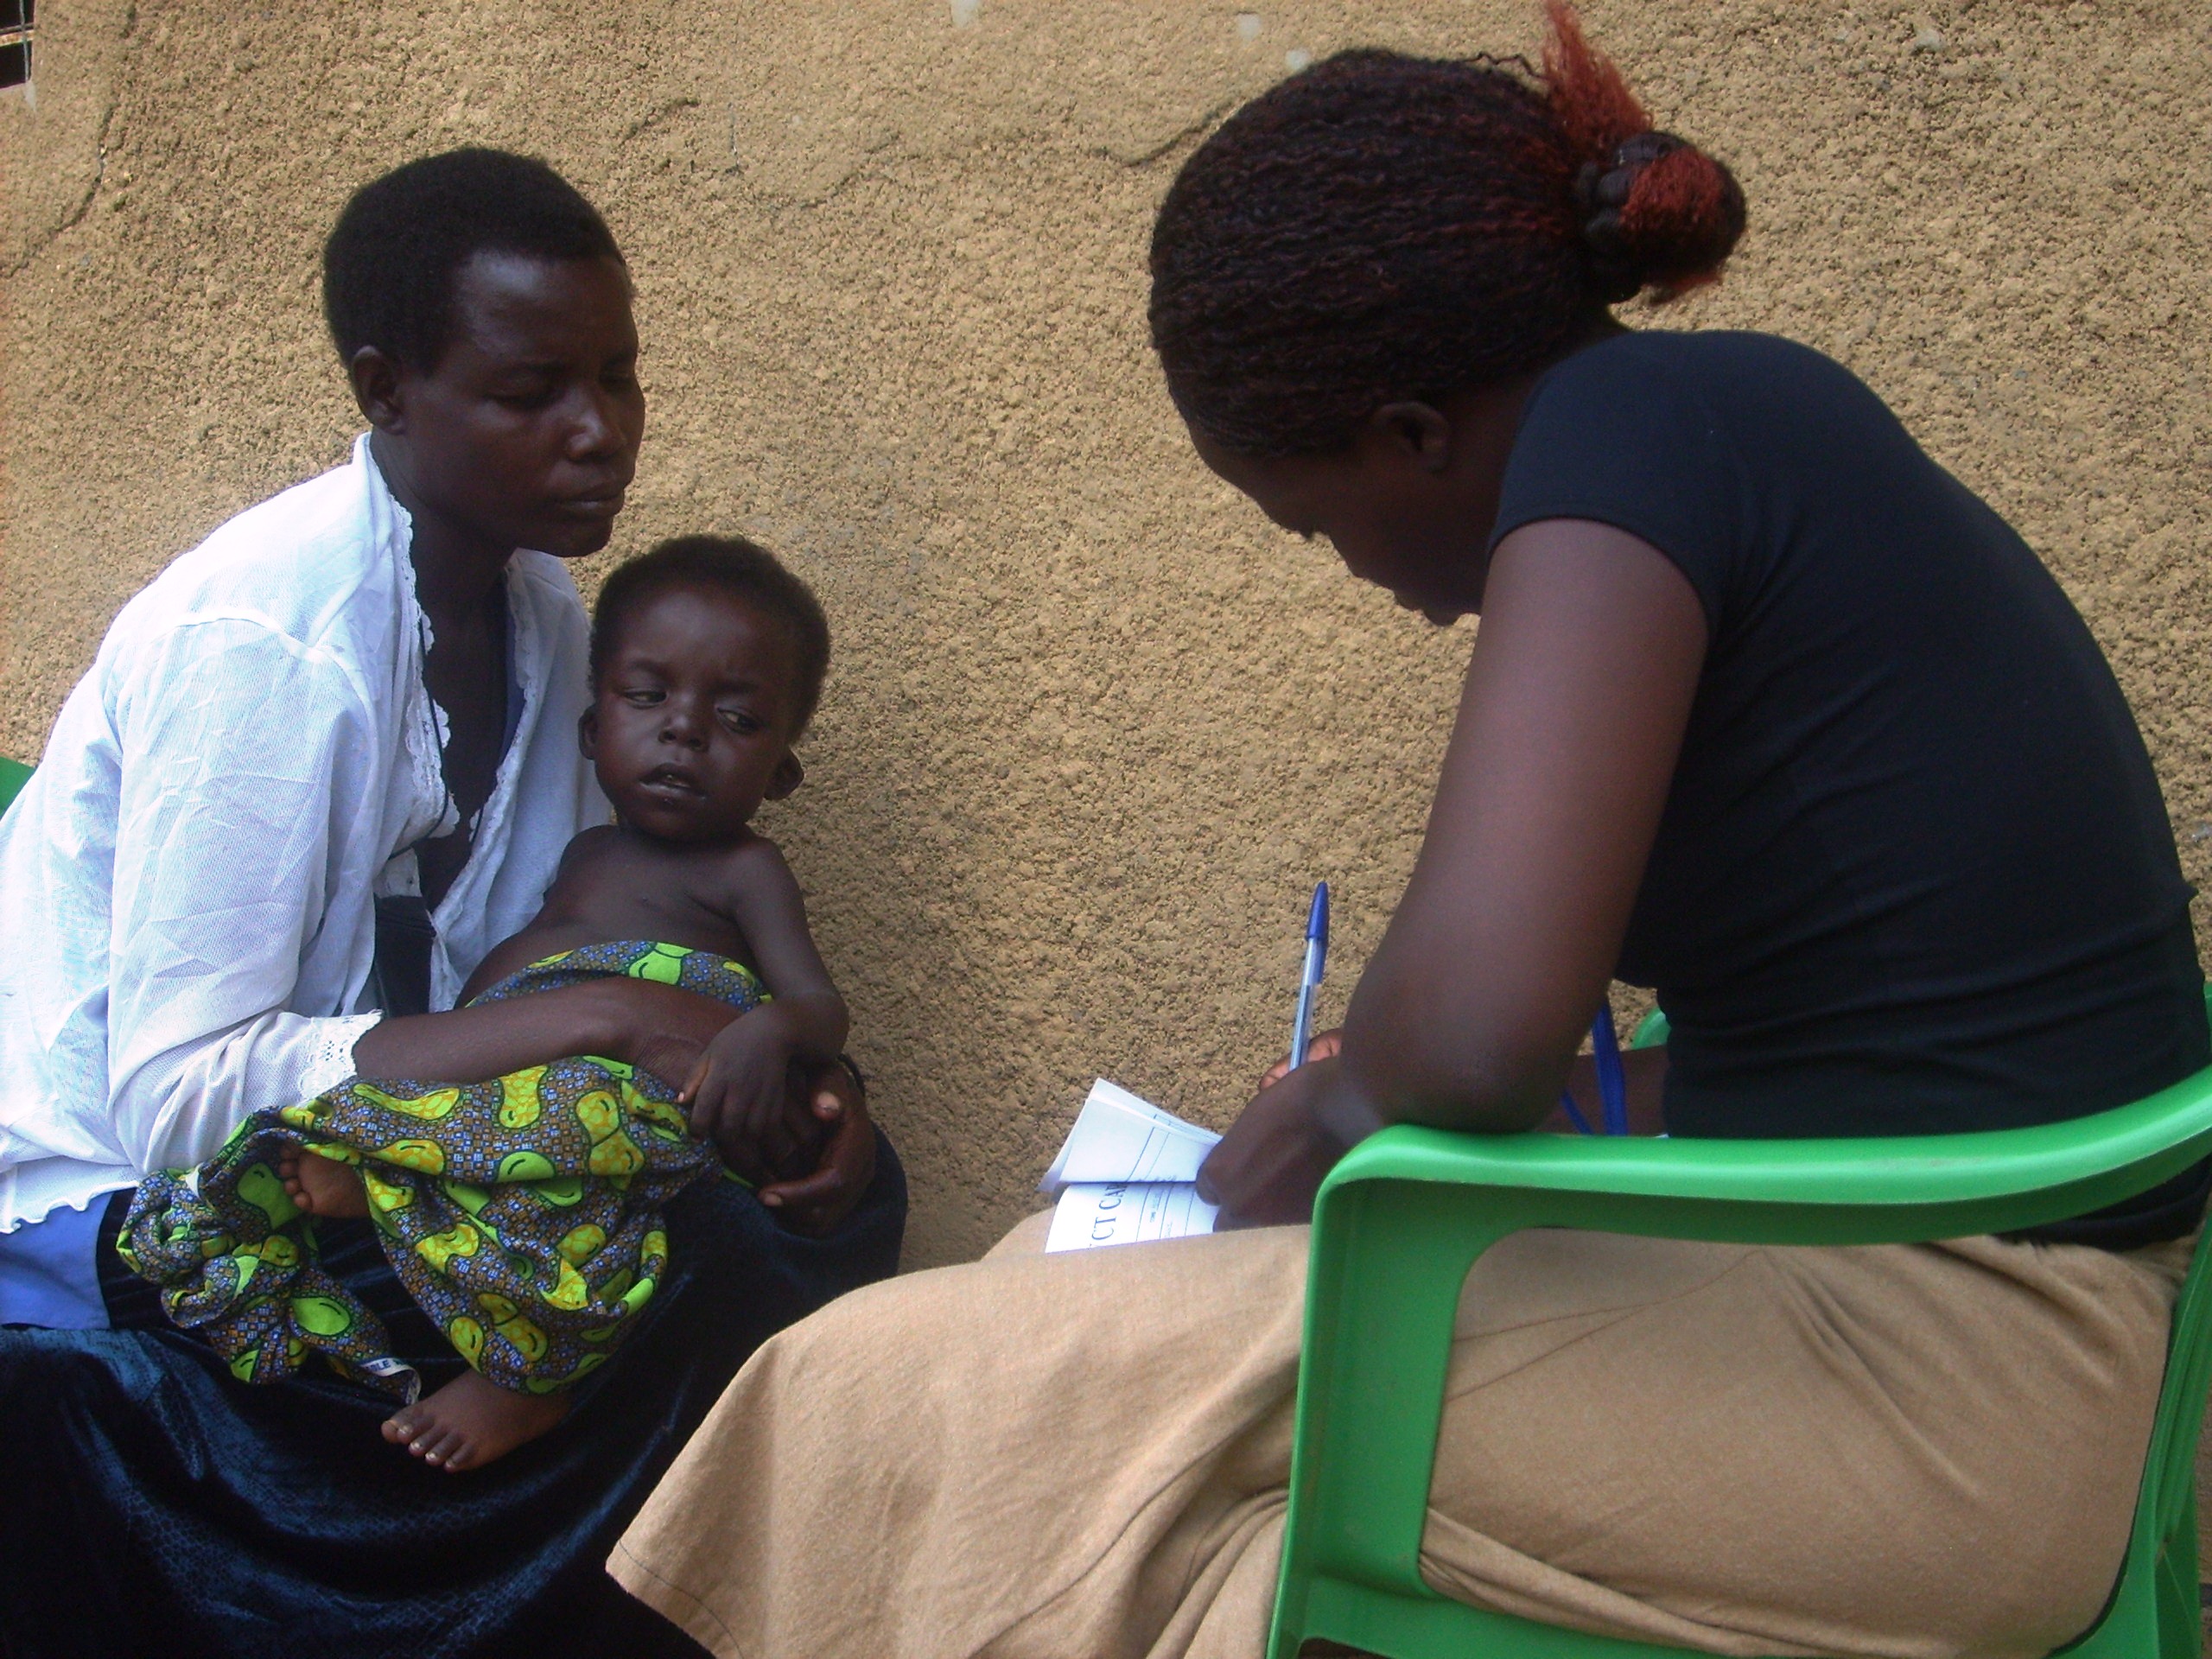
(0, 756), (29, 819)
(1269, 998), (2212, 1659)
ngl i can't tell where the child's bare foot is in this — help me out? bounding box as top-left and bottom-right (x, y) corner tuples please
(382, 1371), (570, 1471)
(276, 1143), (369, 1218)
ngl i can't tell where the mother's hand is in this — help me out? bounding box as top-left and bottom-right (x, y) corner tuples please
(759, 1062), (877, 1236)
(616, 982), (746, 1102)
(614, 982), (848, 1183)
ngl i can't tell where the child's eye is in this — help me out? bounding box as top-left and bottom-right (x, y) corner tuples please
(623, 688), (664, 706)
(720, 709), (763, 734)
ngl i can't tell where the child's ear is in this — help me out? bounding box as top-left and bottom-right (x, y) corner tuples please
(577, 707), (599, 760)
(765, 750), (804, 801)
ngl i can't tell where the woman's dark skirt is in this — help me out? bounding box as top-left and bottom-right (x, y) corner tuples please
(0, 1132), (906, 1659)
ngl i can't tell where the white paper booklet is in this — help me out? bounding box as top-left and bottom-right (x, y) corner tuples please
(1040, 1078), (1222, 1252)
(1045, 1180), (1220, 1252)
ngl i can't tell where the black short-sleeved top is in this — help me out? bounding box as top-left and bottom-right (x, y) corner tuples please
(1489, 331), (2207, 1244)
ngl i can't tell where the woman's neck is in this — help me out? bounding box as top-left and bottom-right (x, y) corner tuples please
(370, 429), (514, 630)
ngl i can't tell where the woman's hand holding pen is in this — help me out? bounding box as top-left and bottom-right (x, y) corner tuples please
(1254, 1027), (1343, 1090)
(1201, 883), (1357, 1228)
(1198, 1029), (1382, 1229)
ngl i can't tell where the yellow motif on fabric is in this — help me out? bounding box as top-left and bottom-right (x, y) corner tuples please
(353, 1083), (461, 1122)
(448, 1316), (486, 1368)
(498, 1070), (546, 1130)
(497, 1149), (559, 1184)
(557, 1223), (607, 1265)
(374, 1138), (447, 1176)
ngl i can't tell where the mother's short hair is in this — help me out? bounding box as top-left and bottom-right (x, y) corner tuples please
(322, 148), (623, 374)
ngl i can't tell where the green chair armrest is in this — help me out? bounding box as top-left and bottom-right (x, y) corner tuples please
(1285, 1042), (2212, 1624)
(1318, 1062), (2212, 1246)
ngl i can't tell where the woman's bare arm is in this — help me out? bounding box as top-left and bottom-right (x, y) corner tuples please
(1343, 519), (1704, 1130)
(1200, 519), (1706, 1223)
(1267, 1029), (1673, 1139)
(351, 977), (741, 1088)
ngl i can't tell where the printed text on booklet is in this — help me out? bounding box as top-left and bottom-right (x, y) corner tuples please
(1039, 1080), (1220, 1252)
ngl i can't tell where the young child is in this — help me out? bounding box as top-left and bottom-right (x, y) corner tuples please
(123, 535), (849, 1471)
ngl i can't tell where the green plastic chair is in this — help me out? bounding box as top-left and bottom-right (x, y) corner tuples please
(0, 756), (29, 817)
(1270, 1001), (2212, 1659)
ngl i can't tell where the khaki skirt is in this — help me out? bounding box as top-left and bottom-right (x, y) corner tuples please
(611, 1213), (2188, 1659)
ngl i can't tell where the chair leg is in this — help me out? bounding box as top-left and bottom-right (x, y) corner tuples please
(2154, 1546), (2199, 1659)
(2160, 1490), (2202, 1659)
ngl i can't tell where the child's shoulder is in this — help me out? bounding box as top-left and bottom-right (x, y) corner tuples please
(557, 822), (625, 866)
(713, 829), (791, 880)
(691, 831), (803, 911)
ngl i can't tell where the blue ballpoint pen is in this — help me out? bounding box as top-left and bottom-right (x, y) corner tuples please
(1287, 882), (1329, 1072)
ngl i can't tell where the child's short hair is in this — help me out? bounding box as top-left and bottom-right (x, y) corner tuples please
(323, 149), (623, 372)
(590, 537), (832, 737)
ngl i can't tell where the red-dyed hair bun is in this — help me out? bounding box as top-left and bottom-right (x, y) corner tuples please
(1148, 2), (1749, 453)
(1544, 1), (1745, 301)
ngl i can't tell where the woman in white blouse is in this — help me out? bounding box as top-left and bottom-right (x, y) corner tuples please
(0, 149), (903, 1659)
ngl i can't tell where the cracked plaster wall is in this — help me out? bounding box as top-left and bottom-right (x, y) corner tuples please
(3, 1), (2211, 1279)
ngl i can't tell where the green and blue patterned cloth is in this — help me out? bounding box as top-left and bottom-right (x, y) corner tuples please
(120, 940), (759, 1399)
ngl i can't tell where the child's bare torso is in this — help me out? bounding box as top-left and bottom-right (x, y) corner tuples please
(461, 823), (760, 1002)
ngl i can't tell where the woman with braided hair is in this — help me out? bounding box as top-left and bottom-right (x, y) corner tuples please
(610, 8), (2205, 1655)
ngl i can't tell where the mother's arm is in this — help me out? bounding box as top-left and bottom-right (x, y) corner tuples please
(357, 986), (878, 1213)
(1198, 520), (1707, 1226)
(351, 977), (735, 1088)
(354, 981), (805, 1186)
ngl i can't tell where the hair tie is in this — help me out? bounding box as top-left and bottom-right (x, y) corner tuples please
(1573, 130), (1689, 303)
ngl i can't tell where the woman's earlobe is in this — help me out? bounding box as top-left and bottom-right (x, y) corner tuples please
(766, 752), (805, 801)
(349, 346), (407, 431)
(1370, 401), (1454, 473)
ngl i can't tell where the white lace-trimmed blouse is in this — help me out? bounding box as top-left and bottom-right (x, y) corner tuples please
(0, 435), (605, 1319)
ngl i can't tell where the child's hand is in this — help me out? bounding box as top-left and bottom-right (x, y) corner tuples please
(680, 1008), (812, 1179)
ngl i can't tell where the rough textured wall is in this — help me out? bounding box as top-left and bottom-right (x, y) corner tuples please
(3, 0), (2209, 1275)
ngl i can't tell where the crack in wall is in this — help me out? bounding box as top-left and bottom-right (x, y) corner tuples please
(4, 96), (109, 277)
(623, 95), (701, 143)
(3, 3), (133, 279)
(1101, 101), (1229, 168)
